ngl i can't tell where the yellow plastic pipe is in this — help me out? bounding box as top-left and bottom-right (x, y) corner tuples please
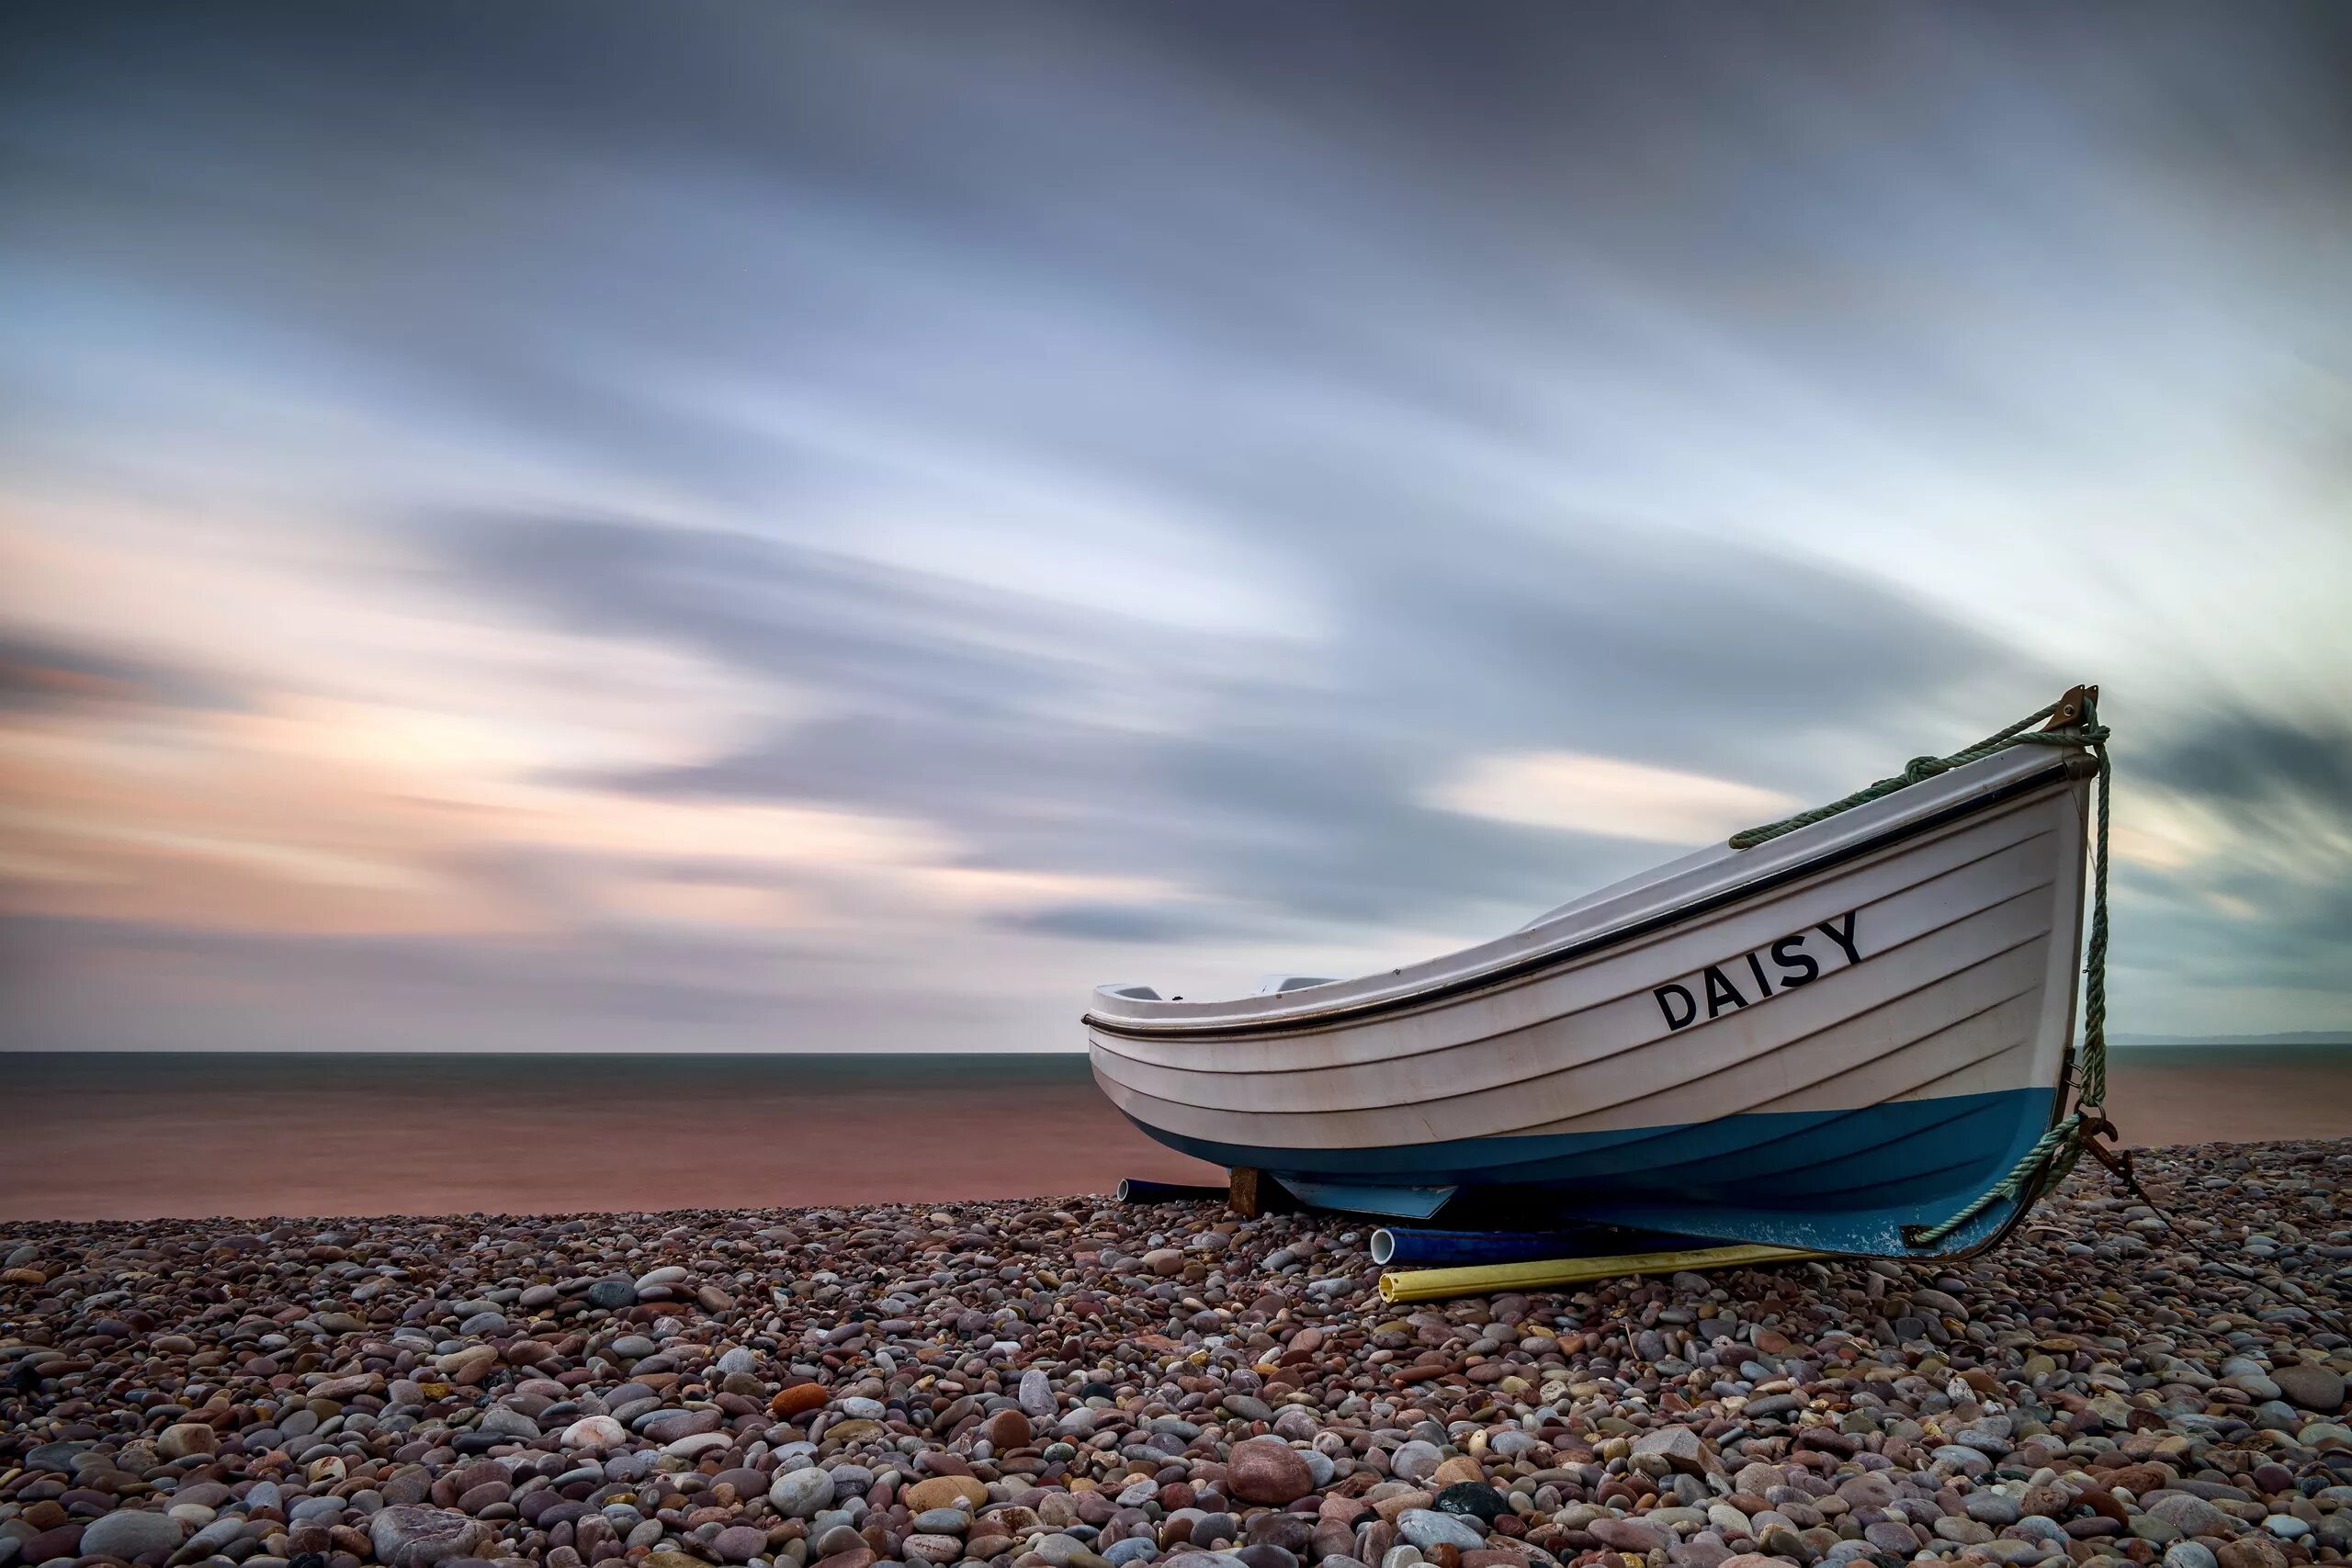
(1377, 1241), (1824, 1302)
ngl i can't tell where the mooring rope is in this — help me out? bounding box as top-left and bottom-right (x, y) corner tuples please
(1727, 694), (2114, 1250)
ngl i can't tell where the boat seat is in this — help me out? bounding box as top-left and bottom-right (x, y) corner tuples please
(1255, 975), (1339, 996)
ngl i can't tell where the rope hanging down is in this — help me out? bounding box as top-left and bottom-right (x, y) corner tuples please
(1726, 691), (2115, 1251)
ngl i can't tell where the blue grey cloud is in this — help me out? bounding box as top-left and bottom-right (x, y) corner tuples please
(446, 508), (2043, 927)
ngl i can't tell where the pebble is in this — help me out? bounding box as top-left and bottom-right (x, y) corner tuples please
(78, 1507), (184, 1559)
(370, 1503), (490, 1567)
(2150, 1493), (2233, 1537)
(1389, 1440), (1444, 1483)
(711, 1522), (769, 1562)
(904, 1475), (989, 1511)
(0, 1139), (2345, 1568)
(560, 1413), (629, 1450)
(584, 1278), (638, 1309)
(767, 1465), (835, 1516)
(1227, 1438), (1315, 1506)
(1590, 1516), (1669, 1552)
(2277, 1362), (2347, 1414)
(1397, 1509), (1487, 1551)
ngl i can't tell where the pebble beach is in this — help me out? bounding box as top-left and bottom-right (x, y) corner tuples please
(4, 1139), (2347, 1568)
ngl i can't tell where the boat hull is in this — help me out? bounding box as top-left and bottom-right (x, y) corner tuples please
(1088, 746), (2091, 1258)
(1103, 1084), (2059, 1254)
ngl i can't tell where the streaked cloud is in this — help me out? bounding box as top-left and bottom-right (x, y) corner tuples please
(1426, 753), (1796, 845)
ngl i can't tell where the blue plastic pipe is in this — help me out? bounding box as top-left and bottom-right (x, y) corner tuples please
(1371, 1225), (1611, 1268)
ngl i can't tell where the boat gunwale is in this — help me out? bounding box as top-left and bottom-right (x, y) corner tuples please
(1085, 754), (2084, 1041)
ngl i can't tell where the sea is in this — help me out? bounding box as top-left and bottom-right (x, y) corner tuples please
(1, 1046), (2345, 1223)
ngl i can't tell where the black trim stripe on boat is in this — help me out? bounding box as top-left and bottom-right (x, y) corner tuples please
(1085, 756), (2083, 1041)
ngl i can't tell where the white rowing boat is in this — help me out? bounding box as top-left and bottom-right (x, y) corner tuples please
(1087, 690), (2110, 1257)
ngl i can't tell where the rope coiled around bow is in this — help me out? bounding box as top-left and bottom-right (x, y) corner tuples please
(1726, 693), (2114, 1250)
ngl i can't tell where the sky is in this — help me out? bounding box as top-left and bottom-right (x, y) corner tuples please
(2, 3), (2348, 1053)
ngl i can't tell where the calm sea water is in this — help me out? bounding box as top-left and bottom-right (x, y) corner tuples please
(0, 1052), (1217, 1222)
(2105, 1043), (2352, 1067)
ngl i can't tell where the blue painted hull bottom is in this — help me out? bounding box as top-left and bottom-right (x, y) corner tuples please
(1128, 1086), (2058, 1258)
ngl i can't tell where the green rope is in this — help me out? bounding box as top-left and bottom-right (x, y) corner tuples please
(1727, 700), (2066, 850)
(1726, 694), (2114, 1250)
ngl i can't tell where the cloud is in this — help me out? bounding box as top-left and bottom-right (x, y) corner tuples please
(2140, 712), (2352, 815)
(0, 633), (238, 714)
(1426, 751), (1797, 843)
(1, 2), (2348, 1047)
(994, 903), (1229, 945)
(439, 507), (2041, 929)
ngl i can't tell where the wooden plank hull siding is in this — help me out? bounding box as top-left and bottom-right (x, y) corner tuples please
(1086, 744), (2092, 1258)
